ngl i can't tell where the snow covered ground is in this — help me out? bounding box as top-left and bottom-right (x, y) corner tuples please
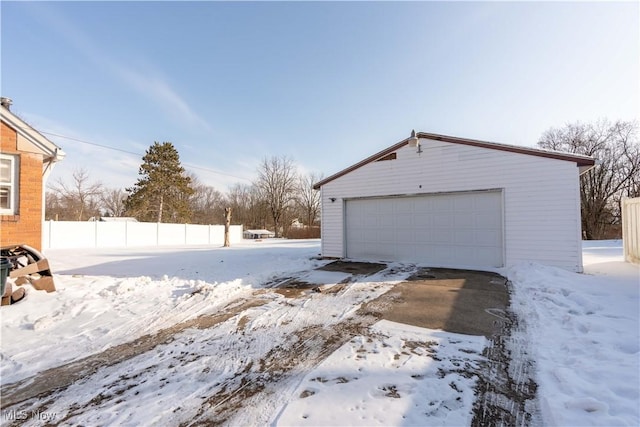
(508, 240), (639, 426)
(1, 241), (323, 385)
(1, 239), (638, 426)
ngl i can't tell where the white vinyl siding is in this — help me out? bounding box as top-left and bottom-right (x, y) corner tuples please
(320, 138), (583, 271)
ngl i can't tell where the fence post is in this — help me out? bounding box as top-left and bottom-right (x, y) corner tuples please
(48, 220), (52, 250)
(623, 198), (628, 261)
(623, 198), (640, 264)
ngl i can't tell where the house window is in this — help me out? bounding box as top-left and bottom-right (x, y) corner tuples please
(0, 154), (19, 215)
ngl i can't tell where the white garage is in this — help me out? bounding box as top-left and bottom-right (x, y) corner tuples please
(314, 131), (595, 272)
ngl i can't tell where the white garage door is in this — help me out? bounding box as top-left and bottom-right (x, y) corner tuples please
(345, 191), (503, 267)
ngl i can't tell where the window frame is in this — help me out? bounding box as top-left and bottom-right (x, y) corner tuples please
(0, 153), (19, 215)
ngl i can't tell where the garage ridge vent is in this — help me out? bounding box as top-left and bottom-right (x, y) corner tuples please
(376, 152), (397, 162)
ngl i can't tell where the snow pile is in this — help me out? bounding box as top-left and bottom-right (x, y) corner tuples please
(275, 320), (485, 426)
(508, 240), (639, 426)
(1, 240), (322, 384)
(12, 270), (406, 427)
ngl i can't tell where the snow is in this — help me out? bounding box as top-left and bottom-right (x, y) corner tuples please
(1, 239), (638, 426)
(1, 241), (322, 385)
(508, 240), (639, 426)
(275, 321), (485, 426)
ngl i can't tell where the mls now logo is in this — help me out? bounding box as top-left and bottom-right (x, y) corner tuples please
(3, 410), (58, 422)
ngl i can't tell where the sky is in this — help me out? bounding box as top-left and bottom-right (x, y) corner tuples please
(2, 1), (638, 191)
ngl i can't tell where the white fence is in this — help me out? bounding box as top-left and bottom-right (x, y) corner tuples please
(622, 198), (640, 264)
(43, 221), (243, 250)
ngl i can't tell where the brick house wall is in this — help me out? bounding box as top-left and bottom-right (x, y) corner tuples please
(1, 121), (45, 251)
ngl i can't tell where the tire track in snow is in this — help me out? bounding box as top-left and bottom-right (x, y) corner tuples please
(187, 308), (383, 426)
(0, 298), (268, 411)
(0, 274), (398, 426)
(187, 273), (415, 425)
(471, 281), (540, 426)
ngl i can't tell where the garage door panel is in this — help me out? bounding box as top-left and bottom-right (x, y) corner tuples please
(475, 230), (502, 246)
(378, 202), (394, 215)
(432, 229), (454, 244)
(360, 215), (377, 227)
(396, 202), (414, 214)
(414, 199), (432, 212)
(454, 230), (472, 244)
(474, 194), (500, 211)
(378, 229), (395, 242)
(396, 229), (415, 242)
(414, 213), (432, 226)
(432, 198), (453, 212)
(433, 215), (453, 227)
(455, 246), (475, 260)
(454, 213), (474, 228)
(476, 248), (502, 265)
(454, 197), (474, 210)
(397, 213), (414, 227)
(346, 191), (503, 267)
(475, 213), (501, 228)
(414, 229), (432, 241)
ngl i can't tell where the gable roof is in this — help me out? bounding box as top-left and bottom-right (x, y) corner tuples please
(313, 131), (596, 190)
(0, 102), (65, 163)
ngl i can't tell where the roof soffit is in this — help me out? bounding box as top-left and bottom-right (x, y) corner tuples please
(0, 106), (64, 161)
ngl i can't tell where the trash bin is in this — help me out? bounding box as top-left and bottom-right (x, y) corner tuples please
(0, 257), (10, 298)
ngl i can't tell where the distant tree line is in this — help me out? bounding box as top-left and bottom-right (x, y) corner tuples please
(538, 119), (639, 240)
(46, 119), (638, 241)
(45, 142), (322, 238)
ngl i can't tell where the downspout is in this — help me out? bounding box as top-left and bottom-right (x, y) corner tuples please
(41, 148), (63, 249)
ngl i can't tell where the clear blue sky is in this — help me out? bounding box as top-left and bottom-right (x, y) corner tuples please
(2, 1), (638, 191)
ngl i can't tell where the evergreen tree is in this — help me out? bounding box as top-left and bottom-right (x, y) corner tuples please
(125, 142), (194, 223)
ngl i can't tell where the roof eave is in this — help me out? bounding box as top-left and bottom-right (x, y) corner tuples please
(417, 132), (596, 167)
(312, 138), (410, 190)
(313, 131), (596, 190)
(0, 106), (64, 161)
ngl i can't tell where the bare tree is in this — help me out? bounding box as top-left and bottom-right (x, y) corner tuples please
(538, 119), (640, 239)
(255, 156), (298, 238)
(225, 183), (269, 229)
(44, 192), (64, 221)
(49, 168), (102, 221)
(295, 172), (322, 229)
(188, 174), (226, 225)
(101, 188), (127, 217)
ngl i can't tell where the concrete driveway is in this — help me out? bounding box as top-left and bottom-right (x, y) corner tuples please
(319, 261), (510, 338)
(379, 267), (509, 337)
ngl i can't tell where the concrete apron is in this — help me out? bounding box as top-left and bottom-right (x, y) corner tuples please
(372, 268), (509, 338)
